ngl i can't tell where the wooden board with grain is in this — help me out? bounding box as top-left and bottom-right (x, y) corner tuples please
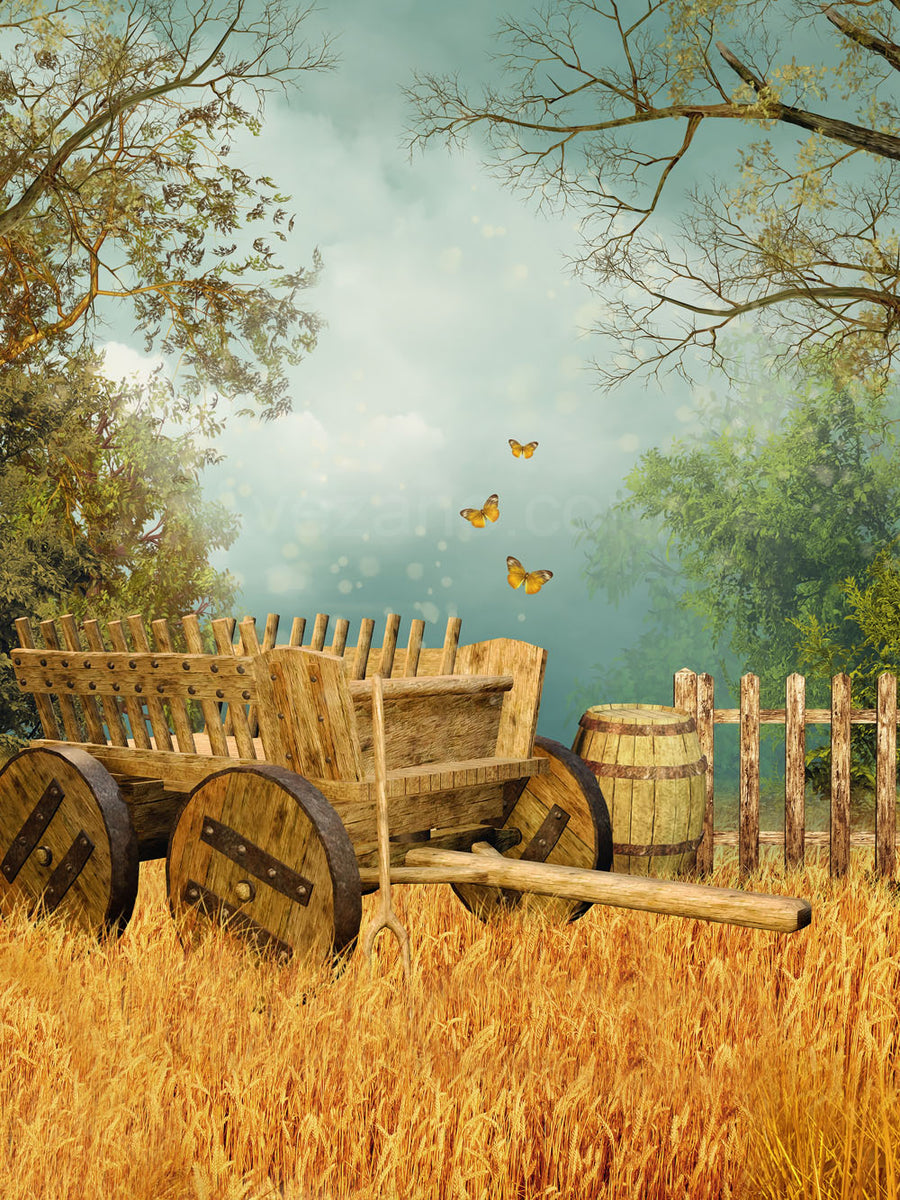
(166, 764), (361, 968)
(450, 734), (612, 923)
(0, 746), (139, 938)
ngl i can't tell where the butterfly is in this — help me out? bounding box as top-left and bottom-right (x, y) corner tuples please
(509, 439), (538, 459)
(460, 493), (500, 528)
(507, 555), (553, 594)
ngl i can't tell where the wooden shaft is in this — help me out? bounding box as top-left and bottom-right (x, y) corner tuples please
(398, 845), (812, 933)
(288, 616), (306, 646)
(371, 673), (391, 892)
(351, 618), (375, 680)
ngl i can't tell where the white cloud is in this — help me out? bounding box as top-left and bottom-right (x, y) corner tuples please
(101, 342), (165, 383)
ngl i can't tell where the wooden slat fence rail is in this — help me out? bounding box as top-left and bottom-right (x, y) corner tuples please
(673, 669), (898, 882)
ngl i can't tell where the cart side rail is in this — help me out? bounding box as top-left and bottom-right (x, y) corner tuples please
(9, 612), (547, 779)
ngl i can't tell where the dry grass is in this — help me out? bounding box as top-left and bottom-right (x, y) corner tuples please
(0, 848), (898, 1199)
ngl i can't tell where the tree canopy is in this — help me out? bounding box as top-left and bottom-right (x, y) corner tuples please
(0, 347), (242, 748)
(404, 0), (900, 394)
(569, 334), (900, 770)
(0, 0), (337, 421)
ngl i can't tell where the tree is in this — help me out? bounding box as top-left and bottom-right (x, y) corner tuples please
(568, 332), (900, 786)
(0, 346), (242, 750)
(791, 538), (900, 790)
(0, 0), (337, 421)
(403, 0), (900, 394)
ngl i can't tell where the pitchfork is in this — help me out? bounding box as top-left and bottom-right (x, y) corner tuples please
(360, 673), (412, 992)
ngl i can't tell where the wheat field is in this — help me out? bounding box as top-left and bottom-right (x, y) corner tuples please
(0, 846), (898, 1200)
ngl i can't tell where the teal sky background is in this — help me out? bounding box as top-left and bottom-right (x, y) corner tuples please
(84, 0), (869, 761)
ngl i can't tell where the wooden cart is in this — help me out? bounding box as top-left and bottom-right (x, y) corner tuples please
(0, 609), (811, 969)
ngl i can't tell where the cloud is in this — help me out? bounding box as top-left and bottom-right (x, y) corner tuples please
(101, 342), (165, 383)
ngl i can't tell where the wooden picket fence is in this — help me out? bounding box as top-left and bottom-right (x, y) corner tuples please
(673, 669), (898, 881)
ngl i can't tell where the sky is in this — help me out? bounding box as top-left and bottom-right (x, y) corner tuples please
(90, 0), (854, 750)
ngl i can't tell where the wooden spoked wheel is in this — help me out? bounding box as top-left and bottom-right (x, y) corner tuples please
(167, 764), (362, 970)
(0, 746), (139, 939)
(451, 734), (612, 923)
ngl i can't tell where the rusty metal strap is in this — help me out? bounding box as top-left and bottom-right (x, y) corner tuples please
(200, 816), (313, 907)
(1, 777), (65, 882)
(579, 715), (696, 736)
(580, 756), (708, 780)
(182, 880), (293, 961)
(37, 831), (94, 912)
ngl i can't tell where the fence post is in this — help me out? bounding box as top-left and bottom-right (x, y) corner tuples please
(675, 668), (715, 876)
(785, 673), (806, 872)
(740, 673), (760, 879)
(673, 668), (697, 718)
(697, 673), (715, 876)
(831, 673), (852, 878)
(876, 672), (897, 879)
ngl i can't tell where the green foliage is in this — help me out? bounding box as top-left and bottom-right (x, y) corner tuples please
(0, 347), (243, 741)
(570, 332), (900, 789)
(1, 0), (337, 421)
(792, 539), (900, 793)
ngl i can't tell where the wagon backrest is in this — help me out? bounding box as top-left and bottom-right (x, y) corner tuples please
(10, 610), (547, 780)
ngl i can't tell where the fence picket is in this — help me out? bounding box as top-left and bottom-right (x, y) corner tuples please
(831, 673), (852, 878)
(740, 673), (760, 878)
(785, 673), (806, 872)
(672, 668), (900, 882)
(876, 672), (897, 878)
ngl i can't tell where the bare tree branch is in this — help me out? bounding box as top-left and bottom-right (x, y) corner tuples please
(404, 0), (900, 392)
(715, 40), (900, 158)
(822, 3), (900, 71)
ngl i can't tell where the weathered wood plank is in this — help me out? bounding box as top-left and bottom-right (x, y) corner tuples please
(739, 673), (760, 878)
(785, 673), (806, 872)
(455, 638), (547, 759)
(126, 616), (174, 752)
(876, 673), (897, 879)
(181, 613), (230, 758)
(82, 619), (130, 747)
(14, 618), (61, 739)
(831, 673), (851, 878)
(106, 620), (153, 750)
(59, 614), (107, 744)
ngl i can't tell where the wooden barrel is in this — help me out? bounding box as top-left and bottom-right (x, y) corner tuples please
(571, 704), (706, 878)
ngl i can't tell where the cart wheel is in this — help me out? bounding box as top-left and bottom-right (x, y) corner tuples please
(451, 734), (612, 923)
(0, 746), (139, 939)
(167, 764), (362, 971)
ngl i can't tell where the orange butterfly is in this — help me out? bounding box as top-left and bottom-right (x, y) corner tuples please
(509, 439), (538, 459)
(460, 493), (500, 528)
(507, 555), (553, 594)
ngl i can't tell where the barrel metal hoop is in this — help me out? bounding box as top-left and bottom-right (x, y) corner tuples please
(580, 756), (708, 780)
(612, 836), (704, 857)
(579, 715), (697, 736)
